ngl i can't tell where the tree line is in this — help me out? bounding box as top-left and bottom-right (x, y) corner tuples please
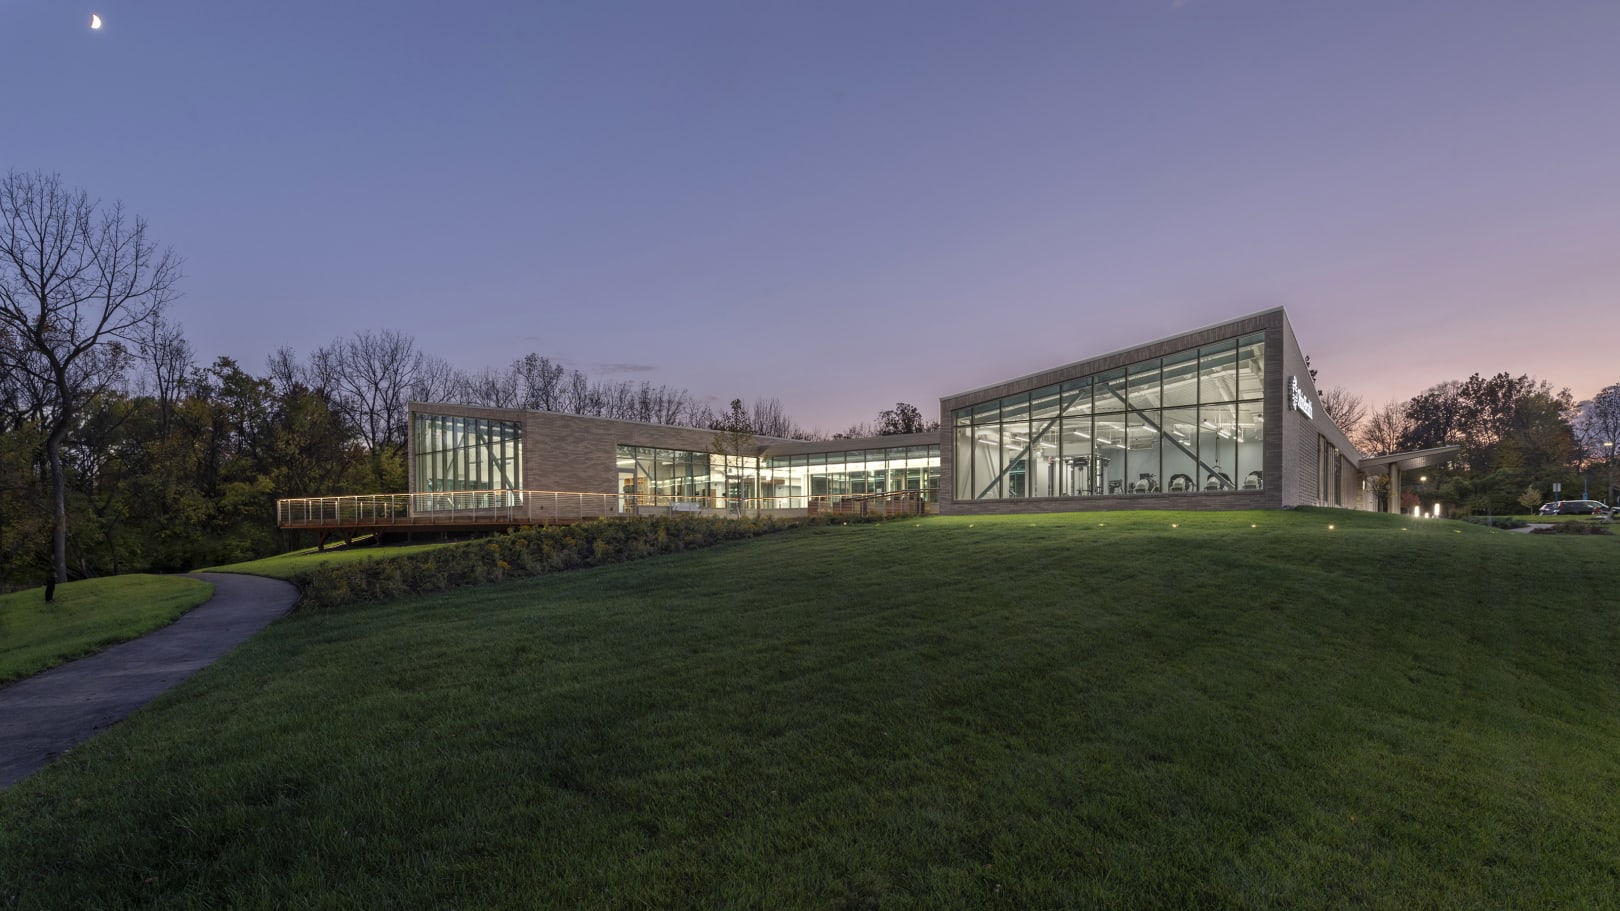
(10, 170), (1615, 588)
(0, 316), (842, 586)
(1316, 368), (1619, 514)
(0, 170), (845, 588)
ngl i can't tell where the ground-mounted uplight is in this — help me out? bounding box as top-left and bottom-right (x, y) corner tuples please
(1328, 524), (1335, 530)
(1171, 523), (1178, 528)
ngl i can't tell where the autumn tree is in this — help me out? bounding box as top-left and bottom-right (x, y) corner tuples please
(0, 171), (180, 584)
(1399, 373), (1575, 474)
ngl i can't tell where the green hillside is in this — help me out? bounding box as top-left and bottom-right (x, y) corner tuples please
(3, 509), (1618, 909)
(0, 575), (215, 683)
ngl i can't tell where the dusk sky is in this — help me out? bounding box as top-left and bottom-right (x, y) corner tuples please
(4, 1), (1617, 433)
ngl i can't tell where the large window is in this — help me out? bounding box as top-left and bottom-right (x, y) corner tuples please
(761, 445), (941, 508)
(616, 445), (723, 505)
(951, 333), (1266, 500)
(412, 413), (523, 504)
(614, 443), (941, 510)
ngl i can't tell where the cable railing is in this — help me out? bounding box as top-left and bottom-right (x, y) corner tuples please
(276, 488), (939, 529)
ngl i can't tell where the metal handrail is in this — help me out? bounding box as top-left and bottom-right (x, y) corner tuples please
(275, 487), (939, 529)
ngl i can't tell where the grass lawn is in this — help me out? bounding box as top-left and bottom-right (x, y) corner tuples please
(3, 508), (1619, 908)
(0, 575), (215, 684)
(202, 539), (456, 580)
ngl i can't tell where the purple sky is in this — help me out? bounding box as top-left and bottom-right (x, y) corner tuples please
(4, 1), (1617, 433)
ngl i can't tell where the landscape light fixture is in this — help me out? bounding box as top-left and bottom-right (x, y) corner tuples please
(1605, 440), (1615, 505)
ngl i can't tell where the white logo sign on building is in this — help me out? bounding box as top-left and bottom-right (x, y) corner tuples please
(1289, 375), (1314, 419)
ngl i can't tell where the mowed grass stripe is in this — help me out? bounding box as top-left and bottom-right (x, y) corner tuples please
(2, 509), (1618, 909)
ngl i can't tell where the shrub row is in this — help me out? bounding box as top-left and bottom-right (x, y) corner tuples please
(294, 514), (887, 610)
(1465, 516), (1529, 530)
(1529, 522), (1613, 536)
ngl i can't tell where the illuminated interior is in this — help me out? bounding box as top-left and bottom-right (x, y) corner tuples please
(616, 444), (942, 509)
(412, 413), (523, 501)
(952, 333), (1265, 500)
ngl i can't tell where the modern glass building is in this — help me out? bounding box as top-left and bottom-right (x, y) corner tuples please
(932, 307), (1454, 514)
(392, 308), (1450, 521)
(405, 397), (942, 517)
(951, 333), (1266, 503)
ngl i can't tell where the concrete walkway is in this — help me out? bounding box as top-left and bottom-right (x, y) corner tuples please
(0, 572), (298, 790)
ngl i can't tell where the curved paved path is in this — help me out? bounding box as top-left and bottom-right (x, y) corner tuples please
(0, 573), (298, 790)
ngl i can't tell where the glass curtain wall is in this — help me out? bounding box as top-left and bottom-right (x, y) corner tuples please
(616, 445), (733, 508)
(952, 333), (1265, 501)
(760, 445), (942, 508)
(412, 413), (523, 508)
(616, 446), (716, 500)
(613, 444), (942, 510)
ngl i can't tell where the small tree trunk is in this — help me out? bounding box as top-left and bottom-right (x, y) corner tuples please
(46, 425), (69, 584)
(102, 515), (121, 576)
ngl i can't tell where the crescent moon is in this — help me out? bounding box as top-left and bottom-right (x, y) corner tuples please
(91, 13), (102, 29)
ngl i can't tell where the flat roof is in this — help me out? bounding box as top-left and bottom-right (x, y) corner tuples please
(1359, 445), (1461, 472)
(940, 306), (1284, 405)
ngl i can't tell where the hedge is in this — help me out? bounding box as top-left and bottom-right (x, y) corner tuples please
(294, 514), (887, 610)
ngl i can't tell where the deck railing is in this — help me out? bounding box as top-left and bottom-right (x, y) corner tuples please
(276, 488), (938, 529)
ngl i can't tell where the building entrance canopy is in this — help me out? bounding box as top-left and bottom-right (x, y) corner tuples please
(1360, 445), (1462, 513)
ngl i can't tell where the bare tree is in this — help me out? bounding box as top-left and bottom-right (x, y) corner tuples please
(749, 397), (802, 439)
(643, 383), (696, 426)
(460, 364), (521, 409)
(564, 369), (606, 416)
(1356, 399), (1409, 457)
(138, 316), (193, 434)
(309, 329), (427, 453)
(0, 324), (53, 428)
(0, 171), (180, 584)
(1318, 386), (1366, 437)
(411, 352), (460, 407)
(265, 346), (305, 397)
(513, 353), (566, 411)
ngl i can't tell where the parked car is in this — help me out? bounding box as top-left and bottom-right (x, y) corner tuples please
(1538, 502), (1560, 515)
(1554, 499), (1608, 515)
